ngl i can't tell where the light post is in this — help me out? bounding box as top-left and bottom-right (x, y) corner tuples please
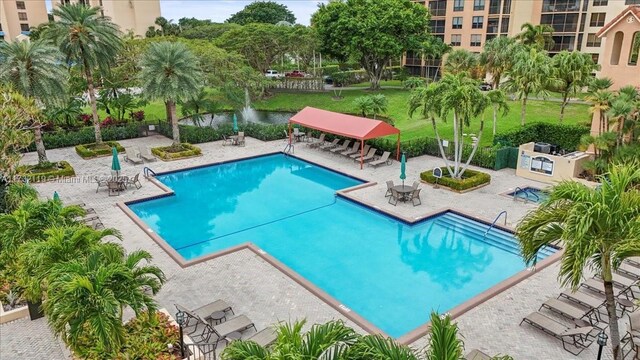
(176, 310), (185, 359)
(596, 331), (608, 360)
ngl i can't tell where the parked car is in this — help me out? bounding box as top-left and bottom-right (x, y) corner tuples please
(265, 70), (283, 79)
(285, 70), (306, 78)
(479, 83), (492, 91)
(323, 75), (333, 85)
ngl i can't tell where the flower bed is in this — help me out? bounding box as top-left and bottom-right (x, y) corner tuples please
(420, 167), (491, 192)
(151, 143), (202, 161)
(75, 141), (125, 159)
(17, 161), (76, 183)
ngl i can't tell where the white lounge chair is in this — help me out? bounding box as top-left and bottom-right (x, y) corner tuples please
(124, 147), (143, 164)
(369, 151), (392, 167)
(139, 147), (156, 162)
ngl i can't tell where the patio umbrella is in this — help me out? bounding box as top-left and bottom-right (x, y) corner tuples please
(53, 191), (60, 201)
(232, 113), (239, 133)
(111, 146), (121, 176)
(400, 152), (406, 187)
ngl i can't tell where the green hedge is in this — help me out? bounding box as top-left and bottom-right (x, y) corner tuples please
(158, 121), (289, 143)
(151, 143), (201, 160)
(17, 161), (76, 183)
(493, 123), (590, 151)
(27, 123), (141, 152)
(420, 167), (491, 191)
(75, 141), (125, 159)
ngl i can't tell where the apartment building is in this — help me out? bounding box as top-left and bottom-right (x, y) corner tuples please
(405, 0), (639, 78)
(54, 0), (161, 36)
(0, 0), (48, 41)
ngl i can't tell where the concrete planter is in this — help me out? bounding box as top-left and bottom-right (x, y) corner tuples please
(0, 301), (29, 324)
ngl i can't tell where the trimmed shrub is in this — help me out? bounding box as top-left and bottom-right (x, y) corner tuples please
(420, 167), (491, 192)
(75, 141), (125, 159)
(493, 123), (589, 151)
(151, 143), (201, 160)
(28, 123), (141, 152)
(158, 122), (289, 143)
(17, 161), (75, 183)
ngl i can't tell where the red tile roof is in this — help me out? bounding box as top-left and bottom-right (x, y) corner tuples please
(597, 5), (640, 38)
(289, 107), (400, 140)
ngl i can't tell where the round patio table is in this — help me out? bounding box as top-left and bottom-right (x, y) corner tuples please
(392, 185), (414, 201)
(225, 331), (242, 344)
(208, 311), (226, 325)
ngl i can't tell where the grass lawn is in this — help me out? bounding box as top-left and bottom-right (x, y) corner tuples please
(254, 89), (592, 146)
(347, 80), (404, 88)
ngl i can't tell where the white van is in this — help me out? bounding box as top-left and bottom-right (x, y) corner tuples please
(264, 70), (283, 78)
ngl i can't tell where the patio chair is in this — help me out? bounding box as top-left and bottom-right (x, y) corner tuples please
(407, 188), (422, 206)
(329, 140), (351, 153)
(95, 176), (108, 193)
(124, 147), (143, 165)
(126, 173), (142, 189)
(412, 181), (420, 190)
(385, 181), (394, 197)
(624, 311), (640, 357)
(107, 181), (121, 196)
(293, 128), (305, 142)
(212, 315), (256, 344)
(91, 219), (104, 230)
(222, 135), (234, 146)
(246, 327), (278, 347)
(625, 257), (640, 268)
(582, 276), (635, 295)
(349, 144), (371, 159)
(307, 133), (326, 148)
(616, 263), (640, 279)
(78, 214), (99, 223)
(319, 139), (340, 151)
(340, 143), (360, 156)
(520, 312), (594, 355)
(139, 147), (157, 162)
(359, 148), (378, 163)
(539, 298), (602, 329)
(369, 151), (392, 167)
(388, 188), (400, 206)
(237, 132), (246, 146)
(465, 349), (491, 360)
(193, 299), (234, 324)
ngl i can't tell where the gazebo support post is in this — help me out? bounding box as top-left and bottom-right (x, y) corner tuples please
(396, 134), (400, 160)
(288, 122), (292, 145)
(360, 139), (364, 170)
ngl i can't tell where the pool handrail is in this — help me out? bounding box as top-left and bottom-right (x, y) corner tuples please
(484, 210), (508, 238)
(513, 187), (539, 202)
(143, 167), (157, 178)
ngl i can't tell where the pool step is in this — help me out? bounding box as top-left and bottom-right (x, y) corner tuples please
(434, 213), (556, 259)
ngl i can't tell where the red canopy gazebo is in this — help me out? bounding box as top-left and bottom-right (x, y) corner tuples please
(288, 107), (401, 169)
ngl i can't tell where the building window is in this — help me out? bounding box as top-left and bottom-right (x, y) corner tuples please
(540, 13), (578, 33)
(18, 12), (28, 21)
(452, 17), (463, 29)
(502, 0), (512, 13)
(405, 51), (422, 66)
(489, 0), (501, 14)
(20, 23), (30, 32)
(472, 16), (484, 29)
(500, 16), (510, 33)
(629, 31), (640, 65)
(579, 14), (586, 31)
(453, 0), (464, 11)
(470, 34), (482, 46)
(429, 0), (447, 17)
(551, 35), (576, 52)
(486, 34), (497, 42)
(593, 0), (607, 4)
(590, 53), (599, 64)
(542, 0), (581, 12)
(590, 13), (605, 27)
(16, 1), (26, 10)
(587, 33), (602, 47)
(451, 34), (462, 46)
(474, 0), (485, 10)
(625, 0), (640, 4)
(487, 18), (499, 33)
(430, 19), (446, 34)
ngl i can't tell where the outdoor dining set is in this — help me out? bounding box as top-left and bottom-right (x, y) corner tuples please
(386, 180), (422, 206)
(95, 174), (142, 196)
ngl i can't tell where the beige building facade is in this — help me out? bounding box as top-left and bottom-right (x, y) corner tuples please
(405, 0), (638, 79)
(0, 0), (48, 41)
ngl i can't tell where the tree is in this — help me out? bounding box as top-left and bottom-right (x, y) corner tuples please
(444, 49), (480, 76)
(503, 46), (553, 126)
(226, 1), (296, 25)
(0, 39), (68, 163)
(146, 16), (181, 37)
(516, 23), (555, 50)
(44, 244), (165, 355)
(479, 36), (517, 89)
(550, 51), (598, 121)
(516, 163), (640, 360)
(313, 0), (430, 90)
(0, 88), (37, 179)
(587, 89), (614, 135)
(179, 23), (241, 40)
(353, 96), (374, 118)
(179, 89), (219, 127)
(139, 41), (203, 145)
(409, 72), (488, 179)
(216, 23), (290, 74)
(3, 183), (38, 213)
(45, 4), (123, 145)
(421, 36), (451, 81)
(45, 96), (84, 129)
(486, 89), (510, 136)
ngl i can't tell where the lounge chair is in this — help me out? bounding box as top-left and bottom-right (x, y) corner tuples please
(582, 276), (635, 294)
(340, 143), (360, 156)
(126, 173), (142, 189)
(78, 214), (99, 223)
(307, 133), (326, 148)
(213, 315), (256, 343)
(124, 147), (143, 164)
(319, 139), (340, 151)
(623, 311), (640, 357)
(385, 181), (394, 197)
(407, 188), (422, 206)
(222, 135), (234, 146)
(246, 327), (277, 347)
(329, 140), (351, 153)
(359, 148), (378, 163)
(625, 257), (640, 268)
(349, 144), (371, 159)
(369, 151), (392, 167)
(237, 132), (246, 146)
(192, 299), (234, 323)
(465, 349), (491, 360)
(540, 298), (601, 328)
(139, 147), (157, 162)
(559, 290), (606, 310)
(520, 312), (594, 355)
(617, 263), (640, 279)
(95, 176), (108, 193)
(91, 219), (104, 230)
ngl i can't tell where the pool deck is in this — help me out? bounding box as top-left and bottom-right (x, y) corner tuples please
(3, 135), (616, 360)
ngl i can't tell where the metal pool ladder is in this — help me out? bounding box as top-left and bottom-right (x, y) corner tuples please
(513, 187), (539, 203)
(143, 167), (157, 178)
(484, 210), (508, 238)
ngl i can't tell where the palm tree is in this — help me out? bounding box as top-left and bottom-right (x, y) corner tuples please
(516, 163), (640, 360)
(479, 36), (517, 89)
(139, 41), (203, 145)
(516, 23), (555, 50)
(44, 244), (164, 354)
(370, 94), (388, 120)
(421, 36), (451, 81)
(503, 47), (553, 126)
(486, 89), (510, 136)
(586, 89), (614, 135)
(179, 89), (219, 127)
(0, 39), (68, 163)
(0, 88), (38, 179)
(353, 95), (374, 118)
(3, 182), (38, 213)
(550, 51), (599, 122)
(608, 96), (634, 146)
(444, 49), (479, 75)
(45, 3), (123, 145)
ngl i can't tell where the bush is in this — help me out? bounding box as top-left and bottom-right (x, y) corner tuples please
(151, 143), (201, 160)
(420, 167), (491, 192)
(158, 122), (289, 143)
(28, 123), (141, 152)
(493, 123), (589, 151)
(17, 161), (76, 183)
(332, 70), (368, 86)
(75, 141), (125, 159)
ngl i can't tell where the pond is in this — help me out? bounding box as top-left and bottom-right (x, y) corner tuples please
(179, 110), (296, 128)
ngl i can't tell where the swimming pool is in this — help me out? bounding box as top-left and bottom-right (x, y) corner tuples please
(128, 154), (556, 338)
(507, 186), (549, 204)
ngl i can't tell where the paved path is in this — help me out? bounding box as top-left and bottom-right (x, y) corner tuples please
(0, 318), (69, 359)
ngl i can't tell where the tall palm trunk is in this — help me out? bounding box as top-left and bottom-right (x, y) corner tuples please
(602, 256), (621, 360)
(431, 116), (454, 176)
(492, 104), (498, 136)
(520, 96), (528, 126)
(492, 74), (501, 90)
(560, 93), (568, 122)
(168, 99), (180, 145)
(452, 112), (460, 178)
(83, 59), (103, 144)
(33, 126), (48, 163)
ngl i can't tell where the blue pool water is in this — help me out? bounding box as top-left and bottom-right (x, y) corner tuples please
(129, 154), (555, 338)
(508, 187), (549, 204)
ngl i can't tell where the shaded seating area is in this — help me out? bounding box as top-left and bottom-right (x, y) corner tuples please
(289, 107), (400, 169)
